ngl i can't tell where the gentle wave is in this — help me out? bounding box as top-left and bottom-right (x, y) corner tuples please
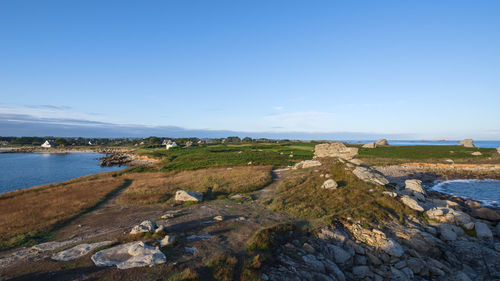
(430, 179), (500, 207)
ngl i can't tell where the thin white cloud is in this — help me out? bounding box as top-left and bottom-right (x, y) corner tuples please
(264, 111), (336, 132)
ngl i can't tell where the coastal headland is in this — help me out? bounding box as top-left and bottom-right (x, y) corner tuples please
(1, 140), (499, 280)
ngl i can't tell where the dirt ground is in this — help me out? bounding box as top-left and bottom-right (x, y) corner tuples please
(0, 169), (293, 281)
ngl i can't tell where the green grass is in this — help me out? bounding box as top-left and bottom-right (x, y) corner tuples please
(246, 223), (296, 251)
(206, 254), (238, 281)
(136, 143), (315, 171)
(356, 145), (496, 164)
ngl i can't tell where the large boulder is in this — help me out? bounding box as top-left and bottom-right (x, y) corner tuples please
(352, 166), (389, 185)
(460, 139), (475, 148)
(52, 241), (114, 261)
(375, 139), (388, 146)
(475, 222), (493, 240)
(175, 190), (203, 202)
(314, 142), (358, 160)
(362, 142), (376, 148)
(471, 208), (500, 222)
(400, 196), (424, 212)
(91, 241), (166, 269)
(405, 179), (425, 194)
(292, 160), (322, 169)
(321, 179), (338, 190)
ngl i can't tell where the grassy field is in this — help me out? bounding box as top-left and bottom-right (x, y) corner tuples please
(356, 145), (498, 165)
(135, 142), (315, 171)
(118, 166), (273, 204)
(267, 160), (415, 226)
(0, 174), (127, 250)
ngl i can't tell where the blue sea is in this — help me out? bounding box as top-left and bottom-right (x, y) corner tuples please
(344, 140), (500, 148)
(0, 153), (126, 194)
(430, 180), (500, 207)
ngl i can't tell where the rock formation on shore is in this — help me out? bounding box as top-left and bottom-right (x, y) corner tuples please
(314, 142), (358, 160)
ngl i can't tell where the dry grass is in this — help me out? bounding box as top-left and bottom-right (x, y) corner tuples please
(0, 175), (126, 249)
(269, 161), (415, 226)
(206, 253), (238, 281)
(118, 166), (273, 204)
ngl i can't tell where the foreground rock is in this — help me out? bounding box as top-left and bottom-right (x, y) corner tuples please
(130, 220), (157, 234)
(52, 241), (114, 261)
(460, 139), (475, 148)
(320, 179), (338, 190)
(314, 142), (358, 160)
(405, 179), (425, 194)
(91, 241), (166, 269)
(293, 160), (322, 169)
(353, 166), (389, 185)
(175, 190), (203, 202)
(400, 195), (424, 211)
(375, 139), (388, 146)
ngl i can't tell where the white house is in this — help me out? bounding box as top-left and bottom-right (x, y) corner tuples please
(163, 139), (177, 150)
(88, 140), (95, 145)
(41, 140), (56, 148)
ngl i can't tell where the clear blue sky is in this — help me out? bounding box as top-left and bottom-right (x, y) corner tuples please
(1, 0), (499, 139)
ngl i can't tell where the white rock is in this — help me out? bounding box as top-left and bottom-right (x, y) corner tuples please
(161, 213), (175, 219)
(475, 222), (493, 239)
(160, 235), (175, 247)
(362, 142), (377, 148)
(213, 215), (224, 221)
(425, 207), (472, 227)
(383, 191), (397, 197)
(353, 166), (389, 185)
(314, 142), (359, 160)
(175, 190), (203, 202)
(400, 196), (424, 212)
(292, 160), (322, 169)
(379, 238), (404, 257)
(405, 179), (425, 194)
(155, 225), (166, 234)
(321, 179), (338, 190)
(52, 241), (114, 262)
(471, 151), (482, 156)
(91, 241), (166, 269)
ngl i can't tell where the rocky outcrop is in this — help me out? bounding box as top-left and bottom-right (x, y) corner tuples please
(160, 235), (175, 247)
(175, 190), (203, 202)
(352, 166), (389, 185)
(91, 241), (166, 269)
(471, 151), (482, 156)
(314, 142), (358, 160)
(375, 139), (388, 146)
(362, 142), (376, 148)
(99, 152), (132, 167)
(404, 179), (425, 194)
(460, 139), (475, 148)
(52, 241), (114, 261)
(345, 224), (404, 257)
(425, 207), (473, 229)
(400, 195), (424, 211)
(321, 179), (338, 190)
(292, 160), (322, 169)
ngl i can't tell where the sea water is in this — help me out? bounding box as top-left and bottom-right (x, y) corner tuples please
(0, 153), (125, 194)
(430, 179), (500, 207)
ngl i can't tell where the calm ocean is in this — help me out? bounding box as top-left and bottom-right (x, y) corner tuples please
(0, 153), (125, 194)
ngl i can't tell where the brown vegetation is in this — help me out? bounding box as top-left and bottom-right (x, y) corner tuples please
(0, 174), (127, 249)
(118, 166), (273, 204)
